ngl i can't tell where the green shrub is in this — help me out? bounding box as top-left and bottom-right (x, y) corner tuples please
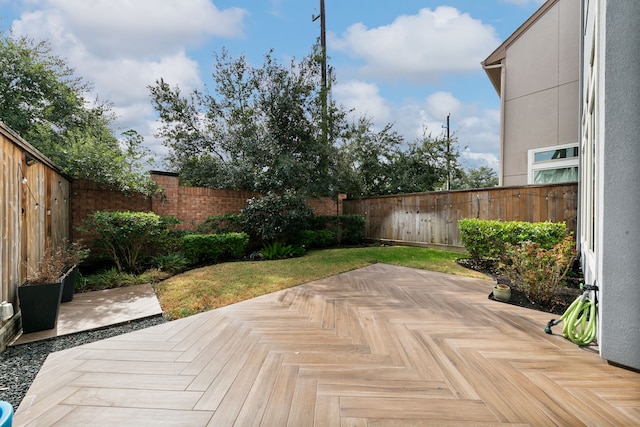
(306, 214), (365, 245)
(500, 235), (577, 306)
(458, 218), (568, 262)
(260, 242), (304, 260)
(82, 267), (170, 291)
(339, 214), (366, 245)
(181, 232), (249, 264)
(310, 215), (339, 231)
(239, 190), (314, 244)
(82, 211), (178, 272)
(295, 230), (335, 248)
(83, 268), (139, 290)
(198, 214), (241, 234)
(150, 252), (190, 274)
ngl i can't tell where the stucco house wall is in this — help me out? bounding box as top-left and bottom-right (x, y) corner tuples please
(580, 0), (640, 371)
(483, 0), (580, 186)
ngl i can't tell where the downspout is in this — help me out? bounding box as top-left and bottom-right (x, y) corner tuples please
(482, 62), (506, 187)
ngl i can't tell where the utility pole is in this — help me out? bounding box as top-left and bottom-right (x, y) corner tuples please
(312, 0), (327, 95)
(445, 114), (451, 191)
(313, 0), (328, 144)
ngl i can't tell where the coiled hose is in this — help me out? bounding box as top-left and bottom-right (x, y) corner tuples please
(545, 283), (598, 346)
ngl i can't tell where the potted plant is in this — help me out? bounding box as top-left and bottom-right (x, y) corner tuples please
(493, 284), (511, 302)
(19, 247), (66, 333)
(60, 241), (89, 303)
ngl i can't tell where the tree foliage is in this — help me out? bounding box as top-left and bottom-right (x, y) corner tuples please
(335, 118), (462, 197)
(82, 211), (178, 272)
(238, 190), (314, 244)
(0, 34), (157, 194)
(451, 166), (499, 190)
(150, 48), (343, 197)
(150, 46), (473, 198)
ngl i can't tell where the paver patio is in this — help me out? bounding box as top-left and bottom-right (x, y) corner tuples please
(12, 284), (163, 345)
(14, 264), (640, 426)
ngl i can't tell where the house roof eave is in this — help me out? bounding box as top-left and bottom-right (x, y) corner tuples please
(481, 0), (559, 95)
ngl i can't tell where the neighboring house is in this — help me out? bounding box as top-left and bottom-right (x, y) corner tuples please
(580, 0), (640, 371)
(484, 0), (640, 370)
(482, 0), (580, 187)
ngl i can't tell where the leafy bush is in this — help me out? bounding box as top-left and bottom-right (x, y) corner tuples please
(307, 214), (365, 245)
(295, 230), (335, 249)
(181, 232), (249, 264)
(458, 218), (568, 262)
(339, 214), (366, 245)
(239, 190), (314, 244)
(83, 268), (139, 290)
(260, 242), (304, 260)
(198, 214), (242, 234)
(150, 252), (190, 274)
(82, 211), (178, 272)
(500, 235), (577, 305)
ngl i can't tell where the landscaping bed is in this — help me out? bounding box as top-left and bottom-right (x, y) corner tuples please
(457, 257), (583, 316)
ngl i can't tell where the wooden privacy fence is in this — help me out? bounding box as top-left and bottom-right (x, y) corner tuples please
(0, 122), (71, 349)
(343, 183), (578, 251)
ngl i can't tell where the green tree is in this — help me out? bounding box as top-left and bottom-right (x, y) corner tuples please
(336, 120), (462, 197)
(0, 34), (157, 194)
(389, 131), (462, 194)
(451, 166), (499, 190)
(150, 48), (344, 196)
(335, 117), (402, 197)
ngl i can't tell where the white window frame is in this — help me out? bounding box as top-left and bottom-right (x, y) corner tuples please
(527, 142), (579, 184)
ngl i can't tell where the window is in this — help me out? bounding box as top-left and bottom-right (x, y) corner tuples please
(528, 143), (579, 184)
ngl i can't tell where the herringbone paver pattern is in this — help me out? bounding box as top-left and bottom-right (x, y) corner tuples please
(15, 264), (640, 426)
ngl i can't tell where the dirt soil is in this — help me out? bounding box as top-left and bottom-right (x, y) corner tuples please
(456, 258), (583, 316)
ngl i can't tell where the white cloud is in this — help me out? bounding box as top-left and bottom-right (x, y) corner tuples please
(332, 80), (391, 124)
(425, 92), (461, 122)
(329, 6), (500, 82)
(9, 0), (247, 166)
(13, 0), (246, 59)
(332, 82), (500, 170)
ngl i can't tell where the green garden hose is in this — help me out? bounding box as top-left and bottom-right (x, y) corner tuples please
(544, 283), (598, 346)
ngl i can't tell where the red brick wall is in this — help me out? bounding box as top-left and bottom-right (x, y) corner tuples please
(71, 179), (151, 241)
(71, 173), (344, 239)
(308, 193), (347, 216)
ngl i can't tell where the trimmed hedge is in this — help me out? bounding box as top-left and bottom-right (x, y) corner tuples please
(458, 218), (568, 262)
(181, 232), (249, 264)
(308, 214), (365, 245)
(295, 230), (336, 249)
(339, 214), (365, 245)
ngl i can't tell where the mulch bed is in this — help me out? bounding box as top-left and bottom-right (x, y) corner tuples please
(456, 258), (583, 316)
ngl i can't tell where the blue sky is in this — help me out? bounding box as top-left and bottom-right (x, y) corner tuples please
(0, 0), (546, 171)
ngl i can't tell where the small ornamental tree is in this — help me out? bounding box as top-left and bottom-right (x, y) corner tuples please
(239, 190), (314, 244)
(83, 211), (178, 272)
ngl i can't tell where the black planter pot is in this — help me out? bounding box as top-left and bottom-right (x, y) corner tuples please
(61, 265), (78, 303)
(18, 280), (63, 334)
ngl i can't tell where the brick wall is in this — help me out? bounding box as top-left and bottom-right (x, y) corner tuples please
(71, 179), (151, 241)
(71, 172), (344, 239)
(150, 172), (262, 229)
(308, 193), (347, 216)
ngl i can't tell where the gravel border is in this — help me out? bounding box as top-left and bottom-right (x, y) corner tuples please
(0, 314), (167, 409)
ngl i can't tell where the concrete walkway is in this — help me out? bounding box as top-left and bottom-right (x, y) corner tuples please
(12, 284), (163, 345)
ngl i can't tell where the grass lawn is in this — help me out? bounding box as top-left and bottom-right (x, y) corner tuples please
(154, 245), (489, 319)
